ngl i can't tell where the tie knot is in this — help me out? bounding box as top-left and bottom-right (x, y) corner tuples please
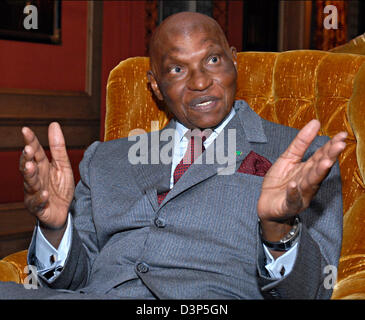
(182, 129), (212, 165)
(184, 128), (212, 142)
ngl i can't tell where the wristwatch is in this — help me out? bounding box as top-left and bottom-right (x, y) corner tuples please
(259, 217), (300, 252)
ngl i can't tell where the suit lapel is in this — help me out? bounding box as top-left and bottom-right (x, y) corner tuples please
(159, 100), (268, 207)
(131, 119), (176, 212)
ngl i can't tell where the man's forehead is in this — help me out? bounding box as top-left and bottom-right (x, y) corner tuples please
(159, 17), (222, 42)
(149, 12), (229, 69)
(155, 26), (227, 58)
(162, 36), (225, 60)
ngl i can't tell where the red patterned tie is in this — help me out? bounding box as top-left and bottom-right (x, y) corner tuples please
(157, 134), (206, 205)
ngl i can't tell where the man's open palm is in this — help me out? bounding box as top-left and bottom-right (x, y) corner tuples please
(19, 122), (74, 229)
(257, 119), (347, 222)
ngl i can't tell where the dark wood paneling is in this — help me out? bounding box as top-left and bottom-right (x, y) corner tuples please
(0, 203), (35, 259)
(0, 1), (103, 151)
(0, 119), (99, 150)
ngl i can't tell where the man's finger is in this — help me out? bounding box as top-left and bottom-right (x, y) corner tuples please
(297, 165), (325, 201)
(310, 131), (347, 164)
(19, 145), (35, 174)
(48, 122), (71, 169)
(19, 152), (27, 173)
(21, 127), (47, 164)
(23, 161), (42, 195)
(299, 148), (344, 203)
(326, 133), (347, 160)
(281, 119), (321, 162)
(302, 133), (347, 189)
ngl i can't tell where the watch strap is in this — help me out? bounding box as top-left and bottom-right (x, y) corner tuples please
(259, 217), (300, 252)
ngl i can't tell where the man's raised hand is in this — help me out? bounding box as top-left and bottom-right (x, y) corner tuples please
(257, 119), (347, 244)
(19, 122), (74, 247)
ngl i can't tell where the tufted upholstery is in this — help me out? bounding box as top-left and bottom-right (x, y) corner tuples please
(0, 250), (28, 284)
(104, 57), (172, 141)
(330, 33), (365, 56)
(1, 45), (365, 299)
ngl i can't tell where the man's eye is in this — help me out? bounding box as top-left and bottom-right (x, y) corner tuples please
(171, 66), (182, 73)
(208, 56), (219, 64)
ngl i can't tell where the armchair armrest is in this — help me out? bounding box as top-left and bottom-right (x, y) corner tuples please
(0, 250), (28, 284)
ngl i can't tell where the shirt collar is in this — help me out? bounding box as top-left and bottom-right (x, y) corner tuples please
(175, 107), (236, 143)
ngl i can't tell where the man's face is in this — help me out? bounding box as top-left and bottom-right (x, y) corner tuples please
(149, 23), (237, 129)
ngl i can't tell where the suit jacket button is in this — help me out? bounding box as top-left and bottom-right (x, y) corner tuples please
(154, 217), (166, 228)
(136, 262), (149, 273)
(269, 289), (280, 298)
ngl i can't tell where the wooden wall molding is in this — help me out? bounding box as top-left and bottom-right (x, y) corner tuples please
(0, 202), (35, 258)
(278, 0), (312, 51)
(0, 1), (103, 150)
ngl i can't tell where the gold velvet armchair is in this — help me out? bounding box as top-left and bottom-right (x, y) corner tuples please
(1, 35), (365, 299)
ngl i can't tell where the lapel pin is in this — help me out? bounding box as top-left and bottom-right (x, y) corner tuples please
(236, 151), (242, 156)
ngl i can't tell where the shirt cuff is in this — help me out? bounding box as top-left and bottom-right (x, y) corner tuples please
(35, 214), (72, 278)
(263, 242), (298, 278)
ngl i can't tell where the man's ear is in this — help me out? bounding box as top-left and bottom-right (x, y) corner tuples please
(230, 46), (237, 70)
(147, 70), (163, 101)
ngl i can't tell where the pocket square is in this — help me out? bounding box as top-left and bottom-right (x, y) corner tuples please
(237, 151), (272, 177)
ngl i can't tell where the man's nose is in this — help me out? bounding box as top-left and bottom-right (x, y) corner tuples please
(187, 68), (213, 91)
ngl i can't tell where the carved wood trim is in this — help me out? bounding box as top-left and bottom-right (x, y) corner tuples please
(278, 0), (313, 51)
(145, 0), (159, 56)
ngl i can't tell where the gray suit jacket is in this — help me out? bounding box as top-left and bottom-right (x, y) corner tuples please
(28, 100), (343, 299)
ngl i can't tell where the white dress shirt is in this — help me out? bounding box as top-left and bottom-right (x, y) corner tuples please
(35, 107), (298, 281)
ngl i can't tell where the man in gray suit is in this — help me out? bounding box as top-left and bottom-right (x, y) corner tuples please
(3, 12), (346, 299)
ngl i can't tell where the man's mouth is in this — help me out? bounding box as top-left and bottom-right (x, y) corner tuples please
(189, 96), (219, 110)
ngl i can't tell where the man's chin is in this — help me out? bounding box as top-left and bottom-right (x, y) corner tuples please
(190, 118), (225, 130)
(196, 109), (232, 129)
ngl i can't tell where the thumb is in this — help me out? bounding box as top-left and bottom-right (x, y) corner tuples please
(48, 122), (70, 168)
